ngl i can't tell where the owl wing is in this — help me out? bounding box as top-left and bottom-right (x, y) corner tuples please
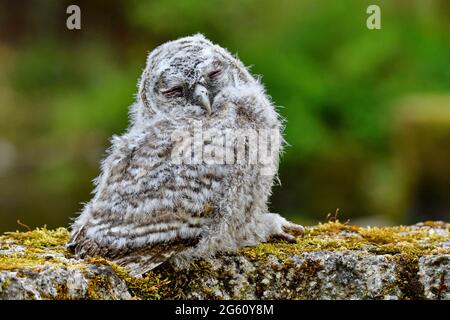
(68, 130), (215, 275)
(69, 223), (200, 276)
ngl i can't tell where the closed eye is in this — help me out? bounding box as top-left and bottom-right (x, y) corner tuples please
(161, 86), (183, 98)
(208, 69), (222, 79)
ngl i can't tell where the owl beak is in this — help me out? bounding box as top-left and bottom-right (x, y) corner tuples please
(193, 83), (212, 115)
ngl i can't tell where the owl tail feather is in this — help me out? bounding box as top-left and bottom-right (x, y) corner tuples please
(111, 242), (191, 277)
(113, 248), (180, 277)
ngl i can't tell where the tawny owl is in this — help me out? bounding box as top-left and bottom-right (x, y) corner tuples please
(67, 34), (303, 276)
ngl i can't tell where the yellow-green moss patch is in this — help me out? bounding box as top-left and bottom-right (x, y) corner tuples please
(0, 227), (69, 248)
(240, 220), (450, 262)
(0, 227), (72, 271)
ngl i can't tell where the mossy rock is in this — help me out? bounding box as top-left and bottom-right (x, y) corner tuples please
(0, 221), (449, 300)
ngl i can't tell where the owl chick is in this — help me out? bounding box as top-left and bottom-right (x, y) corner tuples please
(67, 34), (303, 276)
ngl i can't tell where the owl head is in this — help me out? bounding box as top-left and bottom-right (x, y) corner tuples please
(136, 34), (256, 121)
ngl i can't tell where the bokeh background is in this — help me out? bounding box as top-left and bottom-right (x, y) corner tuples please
(0, 0), (449, 233)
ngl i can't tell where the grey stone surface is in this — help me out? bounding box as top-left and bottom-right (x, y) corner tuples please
(418, 254), (450, 300)
(182, 251), (402, 299)
(0, 264), (131, 300)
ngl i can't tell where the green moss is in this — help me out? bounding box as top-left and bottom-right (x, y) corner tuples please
(87, 275), (110, 299)
(109, 263), (172, 300)
(109, 260), (218, 300)
(394, 255), (424, 299)
(240, 220), (450, 262)
(1, 277), (11, 290)
(55, 283), (69, 300)
(0, 227), (72, 271)
(1, 227), (69, 248)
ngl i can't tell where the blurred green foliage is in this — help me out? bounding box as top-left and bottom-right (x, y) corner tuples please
(0, 0), (449, 232)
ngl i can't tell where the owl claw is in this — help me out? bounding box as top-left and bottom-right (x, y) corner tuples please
(270, 222), (304, 243)
(282, 223), (305, 237)
(270, 232), (297, 243)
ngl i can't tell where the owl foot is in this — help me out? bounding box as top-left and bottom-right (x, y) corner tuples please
(269, 220), (304, 243)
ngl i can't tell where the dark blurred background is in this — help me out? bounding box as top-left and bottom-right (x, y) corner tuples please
(0, 0), (449, 232)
